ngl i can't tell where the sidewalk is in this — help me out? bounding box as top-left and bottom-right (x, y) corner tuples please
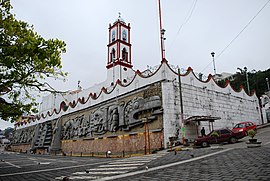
(257, 122), (270, 129)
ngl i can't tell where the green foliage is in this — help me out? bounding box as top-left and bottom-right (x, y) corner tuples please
(0, 0), (67, 122)
(249, 69), (270, 97)
(217, 68), (270, 98)
(4, 127), (13, 138)
(211, 131), (219, 137)
(247, 129), (256, 139)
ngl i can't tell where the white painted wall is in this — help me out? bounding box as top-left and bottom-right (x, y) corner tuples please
(161, 80), (180, 147)
(17, 62), (262, 150)
(161, 65), (261, 143)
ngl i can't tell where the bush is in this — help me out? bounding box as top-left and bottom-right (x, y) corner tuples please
(247, 129), (256, 139)
(211, 131), (219, 137)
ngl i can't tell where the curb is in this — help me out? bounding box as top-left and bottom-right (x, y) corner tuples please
(257, 123), (270, 129)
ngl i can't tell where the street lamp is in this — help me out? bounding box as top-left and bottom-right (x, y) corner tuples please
(244, 67), (250, 95)
(211, 52), (216, 75)
(161, 29), (166, 60)
(266, 78), (270, 91)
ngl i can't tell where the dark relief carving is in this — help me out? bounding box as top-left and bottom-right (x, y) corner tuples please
(12, 126), (35, 144)
(61, 96), (163, 140)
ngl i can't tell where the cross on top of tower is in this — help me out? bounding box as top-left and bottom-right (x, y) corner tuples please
(115, 12), (125, 24)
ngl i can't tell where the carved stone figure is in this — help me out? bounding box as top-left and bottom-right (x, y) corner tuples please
(62, 120), (72, 139)
(108, 107), (119, 132)
(77, 115), (87, 137)
(61, 115), (88, 139)
(90, 108), (107, 135)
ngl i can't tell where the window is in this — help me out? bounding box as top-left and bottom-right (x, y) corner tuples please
(112, 30), (115, 42)
(110, 48), (115, 63)
(122, 48), (128, 62)
(234, 123), (244, 128)
(220, 129), (230, 135)
(122, 30), (127, 41)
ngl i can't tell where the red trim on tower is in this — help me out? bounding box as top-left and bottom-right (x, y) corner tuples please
(107, 40), (131, 47)
(109, 25), (111, 44)
(119, 25), (122, 40)
(107, 47), (109, 64)
(106, 61), (133, 69)
(129, 46), (131, 64)
(128, 23), (131, 43)
(116, 24), (119, 40)
(117, 42), (120, 59)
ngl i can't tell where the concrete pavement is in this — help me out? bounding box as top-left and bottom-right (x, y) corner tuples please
(0, 125), (269, 181)
(106, 145), (270, 181)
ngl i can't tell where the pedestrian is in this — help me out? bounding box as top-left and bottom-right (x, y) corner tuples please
(201, 127), (206, 137)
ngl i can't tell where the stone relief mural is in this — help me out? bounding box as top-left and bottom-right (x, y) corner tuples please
(108, 106), (119, 132)
(62, 115), (87, 139)
(61, 95), (163, 140)
(90, 107), (107, 135)
(122, 96), (162, 130)
(12, 126), (35, 144)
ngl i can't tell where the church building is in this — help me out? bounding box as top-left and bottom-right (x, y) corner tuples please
(11, 16), (262, 156)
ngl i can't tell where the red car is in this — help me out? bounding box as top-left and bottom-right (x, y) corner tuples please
(194, 128), (245, 147)
(232, 121), (257, 135)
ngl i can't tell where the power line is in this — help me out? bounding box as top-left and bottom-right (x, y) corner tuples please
(200, 0), (270, 74)
(216, 0), (270, 60)
(168, 0), (198, 51)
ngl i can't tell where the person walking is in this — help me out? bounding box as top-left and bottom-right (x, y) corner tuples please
(201, 127), (206, 137)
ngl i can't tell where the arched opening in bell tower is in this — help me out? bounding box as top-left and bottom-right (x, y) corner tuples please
(122, 48), (128, 62)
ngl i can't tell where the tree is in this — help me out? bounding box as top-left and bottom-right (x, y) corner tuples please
(4, 127), (13, 139)
(217, 68), (270, 98)
(0, 0), (67, 122)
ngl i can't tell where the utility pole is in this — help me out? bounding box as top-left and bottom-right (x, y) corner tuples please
(178, 68), (185, 144)
(266, 78), (270, 92)
(158, 0), (166, 61)
(244, 67), (250, 95)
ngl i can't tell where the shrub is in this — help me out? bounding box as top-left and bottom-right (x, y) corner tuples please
(247, 129), (256, 139)
(211, 131), (219, 137)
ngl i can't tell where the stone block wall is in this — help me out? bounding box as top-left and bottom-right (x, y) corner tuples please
(61, 131), (163, 156)
(10, 143), (31, 153)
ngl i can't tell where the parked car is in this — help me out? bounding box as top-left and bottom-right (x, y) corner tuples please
(232, 121), (257, 136)
(194, 128), (245, 147)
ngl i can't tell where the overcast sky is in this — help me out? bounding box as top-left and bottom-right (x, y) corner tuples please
(1, 0), (270, 129)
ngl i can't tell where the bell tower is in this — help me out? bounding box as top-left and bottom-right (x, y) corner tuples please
(106, 13), (133, 85)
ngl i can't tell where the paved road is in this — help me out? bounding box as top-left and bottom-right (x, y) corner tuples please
(221, 125), (270, 149)
(0, 153), (113, 181)
(108, 145), (270, 181)
(0, 126), (269, 181)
